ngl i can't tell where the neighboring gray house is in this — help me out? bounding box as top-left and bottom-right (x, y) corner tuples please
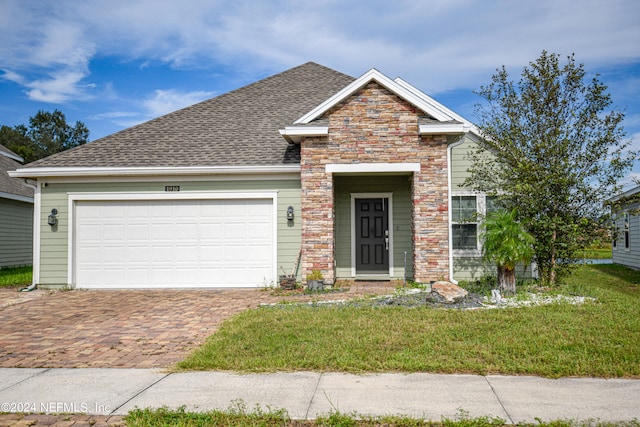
(10, 62), (494, 289)
(0, 144), (34, 268)
(610, 185), (640, 270)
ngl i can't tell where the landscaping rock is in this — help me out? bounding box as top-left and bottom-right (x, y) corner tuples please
(431, 281), (468, 304)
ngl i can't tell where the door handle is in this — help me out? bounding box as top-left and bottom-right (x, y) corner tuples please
(385, 237), (389, 251)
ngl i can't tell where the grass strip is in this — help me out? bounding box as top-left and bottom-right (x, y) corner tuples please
(0, 266), (32, 287)
(125, 406), (640, 427)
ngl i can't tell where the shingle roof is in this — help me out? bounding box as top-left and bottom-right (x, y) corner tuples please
(23, 62), (354, 169)
(0, 144), (33, 199)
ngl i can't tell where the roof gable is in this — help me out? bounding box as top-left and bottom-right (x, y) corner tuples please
(280, 69), (479, 142)
(294, 68), (456, 124)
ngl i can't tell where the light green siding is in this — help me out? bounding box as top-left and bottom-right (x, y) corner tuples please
(612, 202), (640, 269)
(454, 257), (535, 282)
(450, 137), (479, 190)
(334, 175), (412, 280)
(0, 198), (33, 268)
(37, 179), (301, 286)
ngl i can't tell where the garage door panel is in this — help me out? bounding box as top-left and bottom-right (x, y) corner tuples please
(77, 224), (102, 240)
(150, 245), (173, 262)
(175, 223), (198, 240)
(127, 246), (150, 263)
(200, 223), (222, 239)
(75, 198), (274, 288)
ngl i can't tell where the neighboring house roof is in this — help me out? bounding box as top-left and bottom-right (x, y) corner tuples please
(0, 144), (33, 202)
(608, 184), (640, 204)
(0, 144), (24, 163)
(19, 62), (354, 170)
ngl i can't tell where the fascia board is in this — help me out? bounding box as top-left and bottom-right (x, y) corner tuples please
(395, 77), (482, 137)
(608, 185), (640, 203)
(419, 124), (468, 135)
(278, 126), (328, 136)
(394, 77), (464, 122)
(294, 68), (453, 124)
(0, 148), (24, 163)
(0, 191), (34, 203)
(8, 165), (301, 179)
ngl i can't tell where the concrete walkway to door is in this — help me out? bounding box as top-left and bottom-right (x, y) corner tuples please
(0, 282), (396, 369)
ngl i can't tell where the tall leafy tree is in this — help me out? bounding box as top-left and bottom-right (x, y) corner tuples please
(466, 51), (634, 285)
(481, 209), (535, 294)
(1, 109), (89, 163)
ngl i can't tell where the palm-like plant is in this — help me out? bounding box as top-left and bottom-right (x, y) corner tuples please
(481, 209), (535, 294)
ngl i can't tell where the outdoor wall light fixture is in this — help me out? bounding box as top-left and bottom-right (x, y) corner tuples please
(287, 206), (294, 221)
(48, 208), (58, 226)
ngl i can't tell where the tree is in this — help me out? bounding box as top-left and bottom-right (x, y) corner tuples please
(1, 109), (89, 163)
(0, 124), (33, 161)
(481, 209), (535, 294)
(466, 51), (635, 285)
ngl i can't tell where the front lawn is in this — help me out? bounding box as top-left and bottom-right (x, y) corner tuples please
(0, 266), (32, 288)
(178, 264), (640, 378)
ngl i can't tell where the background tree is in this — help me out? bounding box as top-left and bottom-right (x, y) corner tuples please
(466, 51), (634, 285)
(0, 124), (32, 161)
(481, 209), (535, 294)
(0, 109), (89, 163)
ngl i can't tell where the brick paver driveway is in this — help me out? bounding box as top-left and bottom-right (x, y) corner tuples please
(0, 283), (396, 369)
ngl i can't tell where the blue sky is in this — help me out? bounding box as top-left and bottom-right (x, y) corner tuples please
(1, 0), (639, 183)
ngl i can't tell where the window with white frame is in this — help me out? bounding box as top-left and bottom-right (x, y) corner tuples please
(451, 195), (478, 250)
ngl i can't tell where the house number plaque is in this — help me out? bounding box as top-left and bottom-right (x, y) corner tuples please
(164, 186), (180, 192)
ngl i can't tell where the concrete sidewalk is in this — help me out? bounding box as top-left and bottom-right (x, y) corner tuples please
(1, 369), (639, 423)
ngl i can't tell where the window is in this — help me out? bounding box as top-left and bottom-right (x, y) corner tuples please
(452, 196), (477, 250)
(611, 213), (618, 250)
(624, 213), (630, 250)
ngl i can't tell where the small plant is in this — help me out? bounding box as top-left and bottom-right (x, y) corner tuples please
(481, 209), (535, 295)
(306, 269), (324, 281)
(306, 269), (324, 292)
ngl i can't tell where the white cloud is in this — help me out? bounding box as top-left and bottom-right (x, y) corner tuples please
(142, 89), (215, 117)
(24, 70), (90, 103)
(2, 0), (639, 96)
(90, 111), (138, 120)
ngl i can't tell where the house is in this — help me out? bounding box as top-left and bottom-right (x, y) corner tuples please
(609, 185), (640, 269)
(9, 62), (495, 289)
(0, 144), (34, 268)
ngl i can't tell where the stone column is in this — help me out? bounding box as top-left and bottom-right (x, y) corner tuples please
(300, 138), (335, 284)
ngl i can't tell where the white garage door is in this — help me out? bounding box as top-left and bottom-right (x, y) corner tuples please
(74, 198), (275, 288)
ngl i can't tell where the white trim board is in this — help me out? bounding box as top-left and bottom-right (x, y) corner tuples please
(9, 165), (301, 179)
(327, 163), (420, 174)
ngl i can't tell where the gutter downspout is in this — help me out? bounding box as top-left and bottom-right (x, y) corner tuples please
(19, 179), (38, 292)
(447, 136), (466, 285)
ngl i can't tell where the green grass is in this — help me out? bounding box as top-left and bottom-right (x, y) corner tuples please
(580, 246), (612, 259)
(0, 266), (32, 288)
(178, 265), (640, 378)
(125, 406), (640, 427)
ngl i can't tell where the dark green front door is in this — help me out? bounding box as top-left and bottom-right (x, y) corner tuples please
(355, 198), (389, 274)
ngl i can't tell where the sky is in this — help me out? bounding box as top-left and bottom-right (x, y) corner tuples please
(1, 0), (639, 184)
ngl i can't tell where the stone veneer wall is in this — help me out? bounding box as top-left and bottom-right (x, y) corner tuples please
(300, 82), (450, 284)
